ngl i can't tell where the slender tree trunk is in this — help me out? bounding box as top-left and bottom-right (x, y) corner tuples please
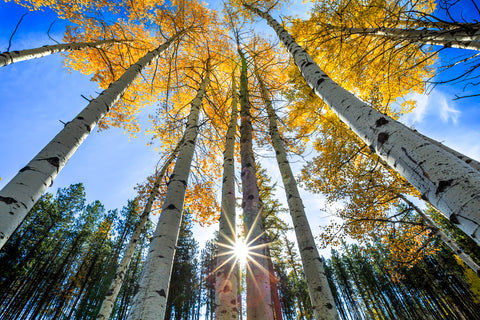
(238, 52), (274, 320)
(254, 66), (340, 320)
(0, 29), (187, 250)
(246, 5), (480, 245)
(339, 26), (480, 51)
(399, 194), (480, 275)
(126, 60), (210, 320)
(265, 246), (283, 320)
(96, 139), (183, 320)
(215, 72), (240, 320)
(0, 39), (121, 67)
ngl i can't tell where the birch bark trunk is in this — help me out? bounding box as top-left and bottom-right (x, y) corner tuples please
(411, 129), (480, 172)
(238, 53), (274, 319)
(0, 39), (121, 67)
(96, 138), (184, 320)
(125, 61), (210, 320)
(254, 66), (339, 320)
(246, 5), (480, 246)
(215, 73), (240, 320)
(399, 194), (480, 275)
(340, 26), (480, 51)
(0, 29), (186, 250)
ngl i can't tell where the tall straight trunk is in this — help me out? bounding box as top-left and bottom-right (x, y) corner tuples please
(412, 129), (480, 172)
(238, 52), (274, 319)
(338, 26), (480, 51)
(126, 61), (210, 320)
(97, 138), (184, 320)
(246, 5), (480, 245)
(215, 73), (240, 320)
(0, 29), (187, 250)
(399, 194), (480, 275)
(265, 246), (283, 320)
(254, 66), (340, 320)
(0, 39), (121, 67)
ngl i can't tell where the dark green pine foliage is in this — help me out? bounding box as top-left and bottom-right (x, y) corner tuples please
(112, 227), (151, 320)
(0, 184), (151, 320)
(325, 240), (480, 320)
(165, 210), (200, 320)
(256, 164), (314, 320)
(200, 233), (218, 320)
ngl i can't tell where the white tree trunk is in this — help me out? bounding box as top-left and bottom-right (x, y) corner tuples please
(238, 54), (274, 320)
(215, 74), (240, 319)
(341, 26), (480, 51)
(254, 67), (340, 320)
(0, 39), (120, 67)
(125, 62), (210, 320)
(399, 194), (480, 275)
(246, 5), (480, 246)
(96, 138), (183, 320)
(412, 129), (480, 172)
(0, 30), (186, 250)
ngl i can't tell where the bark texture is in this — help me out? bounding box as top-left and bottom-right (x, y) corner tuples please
(0, 30), (186, 250)
(0, 39), (119, 67)
(341, 26), (480, 51)
(96, 138), (183, 320)
(239, 53), (274, 319)
(400, 195), (480, 276)
(246, 5), (480, 245)
(215, 75), (240, 320)
(255, 67), (340, 320)
(125, 62), (210, 320)
(412, 130), (480, 172)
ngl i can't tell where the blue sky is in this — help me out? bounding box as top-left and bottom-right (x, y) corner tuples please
(1, 0), (480, 254)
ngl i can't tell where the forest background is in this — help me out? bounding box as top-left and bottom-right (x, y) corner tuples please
(1, 0), (480, 254)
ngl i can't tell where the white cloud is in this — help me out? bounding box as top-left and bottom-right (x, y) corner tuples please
(401, 89), (461, 126)
(439, 95), (460, 124)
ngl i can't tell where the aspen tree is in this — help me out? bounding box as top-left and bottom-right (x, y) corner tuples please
(335, 26), (480, 51)
(254, 63), (339, 320)
(96, 138), (183, 320)
(126, 60), (210, 320)
(0, 39), (121, 67)
(238, 51), (274, 319)
(215, 72), (240, 320)
(0, 29), (187, 250)
(245, 4), (480, 245)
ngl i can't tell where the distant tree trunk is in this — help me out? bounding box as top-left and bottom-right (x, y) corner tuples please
(126, 60), (210, 320)
(215, 72), (240, 320)
(238, 51), (274, 320)
(246, 4), (480, 246)
(0, 29), (187, 250)
(265, 246), (283, 320)
(254, 65), (340, 320)
(337, 25), (480, 51)
(97, 138), (183, 320)
(399, 194), (480, 275)
(0, 39), (121, 67)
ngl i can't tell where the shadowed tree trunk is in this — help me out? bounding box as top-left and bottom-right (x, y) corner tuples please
(215, 71), (240, 320)
(238, 50), (274, 319)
